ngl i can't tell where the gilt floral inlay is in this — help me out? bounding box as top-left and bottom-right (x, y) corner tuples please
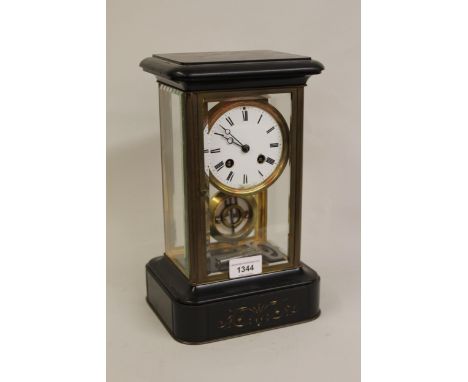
(217, 300), (297, 329)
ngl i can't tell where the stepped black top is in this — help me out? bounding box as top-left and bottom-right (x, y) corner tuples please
(140, 50), (324, 91)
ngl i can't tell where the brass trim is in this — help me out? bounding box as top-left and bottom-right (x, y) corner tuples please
(204, 261), (296, 284)
(254, 190), (267, 242)
(185, 92), (205, 283)
(168, 85), (305, 285)
(206, 100), (289, 196)
(288, 88), (304, 267)
(199, 87), (304, 101)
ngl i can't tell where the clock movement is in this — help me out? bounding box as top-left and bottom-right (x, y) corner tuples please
(140, 50), (324, 343)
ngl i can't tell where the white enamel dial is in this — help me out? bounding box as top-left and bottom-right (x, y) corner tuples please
(204, 102), (288, 194)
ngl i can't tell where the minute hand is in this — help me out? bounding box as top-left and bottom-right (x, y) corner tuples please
(213, 132), (243, 147)
(218, 125), (245, 147)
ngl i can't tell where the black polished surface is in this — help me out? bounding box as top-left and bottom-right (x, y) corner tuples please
(140, 50), (324, 91)
(146, 255), (320, 343)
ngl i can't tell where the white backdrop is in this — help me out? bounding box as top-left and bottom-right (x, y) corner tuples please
(107, 1), (360, 381)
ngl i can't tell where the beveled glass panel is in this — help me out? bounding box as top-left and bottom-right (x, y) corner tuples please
(158, 84), (189, 276)
(198, 90), (296, 282)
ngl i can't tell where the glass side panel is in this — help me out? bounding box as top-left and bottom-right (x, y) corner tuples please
(264, 93), (292, 258)
(201, 92), (293, 282)
(158, 84), (189, 276)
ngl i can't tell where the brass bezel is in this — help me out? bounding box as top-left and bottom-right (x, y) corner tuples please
(209, 192), (257, 243)
(206, 100), (289, 196)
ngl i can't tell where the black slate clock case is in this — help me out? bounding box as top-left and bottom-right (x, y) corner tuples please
(140, 50), (324, 343)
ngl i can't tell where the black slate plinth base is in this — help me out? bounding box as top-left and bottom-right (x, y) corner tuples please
(146, 256), (320, 344)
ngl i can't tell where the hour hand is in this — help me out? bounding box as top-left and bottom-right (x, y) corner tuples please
(217, 125), (246, 146)
(214, 132), (242, 147)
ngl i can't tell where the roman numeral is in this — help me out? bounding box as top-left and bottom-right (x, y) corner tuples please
(226, 171), (234, 182)
(266, 127), (275, 134)
(214, 161), (225, 171)
(257, 114), (263, 124)
(266, 157), (275, 165)
(242, 107), (248, 121)
(258, 170), (264, 177)
(270, 143), (279, 148)
(210, 148), (221, 153)
(243, 174), (248, 184)
(226, 116), (234, 126)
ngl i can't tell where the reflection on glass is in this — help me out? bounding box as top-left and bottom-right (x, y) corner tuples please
(202, 93), (293, 279)
(159, 84), (188, 275)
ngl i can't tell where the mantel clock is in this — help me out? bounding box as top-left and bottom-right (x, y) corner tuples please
(140, 50), (324, 343)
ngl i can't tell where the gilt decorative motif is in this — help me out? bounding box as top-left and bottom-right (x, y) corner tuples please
(217, 300), (297, 329)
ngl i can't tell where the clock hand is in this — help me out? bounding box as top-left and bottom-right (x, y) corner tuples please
(213, 132), (243, 148)
(217, 125), (245, 147)
(228, 134), (243, 147)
